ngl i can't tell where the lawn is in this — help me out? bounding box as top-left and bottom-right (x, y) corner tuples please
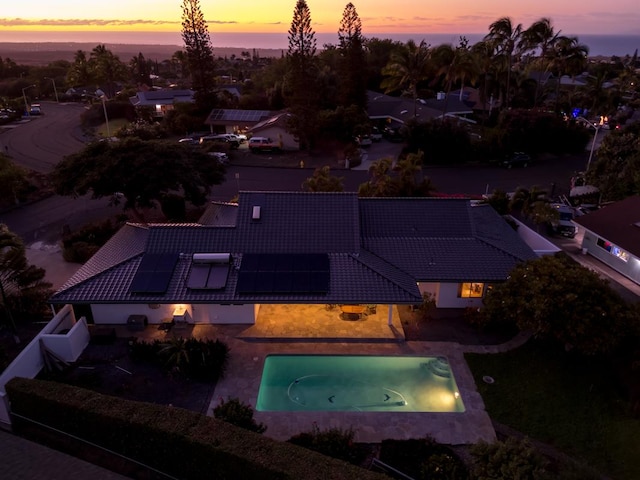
(465, 340), (639, 480)
(95, 118), (128, 138)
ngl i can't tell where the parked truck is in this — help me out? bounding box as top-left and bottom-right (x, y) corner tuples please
(547, 204), (577, 238)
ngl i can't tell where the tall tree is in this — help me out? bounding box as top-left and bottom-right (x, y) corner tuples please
(484, 17), (523, 109)
(66, 50), (92, 86)
(286, 0), (319, 149)
(181, 0), (217, 108)
(548, 35), (589, 111)
(381, 40), (432, 115)
(520, 18), (561, 106)
(130, 52), (152, 88)
(89, 45), (128, 97)
(51, 139), (226, 219)
(337, 2), (367, 110)
(431, 38), (479, 116)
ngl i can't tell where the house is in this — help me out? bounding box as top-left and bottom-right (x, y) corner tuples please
(247, 112), (299, 150)
(129, 89), (194, 117)
(574, 196), (640, 286)
(204, 108), (272, 135)
(49, 192), (537, 326)
(367, 90), (474, 130)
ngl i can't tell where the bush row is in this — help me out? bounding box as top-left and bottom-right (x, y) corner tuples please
(6, 378), (387, 480)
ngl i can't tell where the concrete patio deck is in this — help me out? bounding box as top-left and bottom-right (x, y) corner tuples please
(108, 303), (496, 445)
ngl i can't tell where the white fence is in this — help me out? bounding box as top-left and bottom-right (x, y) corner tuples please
(0, 305), (89, 428)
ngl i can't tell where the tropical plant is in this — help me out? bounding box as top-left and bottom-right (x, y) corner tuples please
(381, 39), (432, 115)
(484, 17), (523, 109)
(302, 166), (344, 192)
(0, 224), (52, 333)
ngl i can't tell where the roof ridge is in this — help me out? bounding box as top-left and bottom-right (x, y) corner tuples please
(353, 250), (421, 300)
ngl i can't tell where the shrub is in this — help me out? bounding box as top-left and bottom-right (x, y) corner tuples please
(288, 423), (367, 465)
(62, 219), (121, 263)
(213, 397), (266, 433)
(129, 337), (229, 382)
(470, 437), (548, 480)
(379, 437), (468, 480)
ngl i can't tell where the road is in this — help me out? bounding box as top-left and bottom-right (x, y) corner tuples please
(0, 102), (592, 246)
(1, 101), (88, 173)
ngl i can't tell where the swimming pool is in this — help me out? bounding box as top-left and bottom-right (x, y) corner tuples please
(256, 355), (465, 412)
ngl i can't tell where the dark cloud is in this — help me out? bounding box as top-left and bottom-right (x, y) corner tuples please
(0, 17), (182, 27)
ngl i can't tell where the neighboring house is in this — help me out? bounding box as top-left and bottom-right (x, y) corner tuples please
(247, 112), (299, 150)
(574, 196), (640, 286)
(204, 108), (272, 135)
(367, 90), (474, 130)
(129, 89), (195, 117)
(50, 193), (537, 326)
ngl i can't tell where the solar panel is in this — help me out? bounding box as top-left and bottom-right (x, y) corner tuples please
(186, 265), (210, 289)
(208, 109), (271, 123)
(237, 253), (329, 295)
(129, 253), (179, 294)
(206, 264), (229, 289)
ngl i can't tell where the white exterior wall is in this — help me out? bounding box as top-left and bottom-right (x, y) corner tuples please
(508, 216), (561, 256)
(417, 282), (439, 301)
(91, 304), (177, 324)
(581, 230), (640, 286)
(204, 304), (256, 324)
(40, 317), (90, 362)
(0, 305), (89, 427)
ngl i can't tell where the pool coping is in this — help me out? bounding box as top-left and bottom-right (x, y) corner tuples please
(210, 337), (496, 445)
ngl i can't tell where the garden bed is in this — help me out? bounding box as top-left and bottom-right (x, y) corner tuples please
(38, 337), (215, 414)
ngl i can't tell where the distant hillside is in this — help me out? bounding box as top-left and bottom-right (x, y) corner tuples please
(0, 43), (284, 66)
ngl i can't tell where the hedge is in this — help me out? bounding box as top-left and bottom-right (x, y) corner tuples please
(6, 378), (386, 480)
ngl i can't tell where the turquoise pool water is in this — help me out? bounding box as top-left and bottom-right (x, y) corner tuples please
(256, 355), (465, 412)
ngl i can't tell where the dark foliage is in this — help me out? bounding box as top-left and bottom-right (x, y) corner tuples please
(288, 424), (368, 465)
(379, 437), (469, 480)
(213, 397), (267, 433)
(61, 219), (120, 263)
(404, 118), (473, 164)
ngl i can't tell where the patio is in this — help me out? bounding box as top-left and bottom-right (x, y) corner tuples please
(96, 303), (495, 445)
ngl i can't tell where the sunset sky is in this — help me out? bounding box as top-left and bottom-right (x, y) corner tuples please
(2, 0), (639, 37)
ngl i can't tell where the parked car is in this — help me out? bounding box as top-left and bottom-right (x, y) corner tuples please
(248, 137), (280, 153)
(501, 152), (531, 168)
(178, 137), (198, 145)
(208, 152), (229, 164)
(355, 134), (372, 147)
(370, 127), (383, 142)
(200, 134), (239, 149)
(29, 103), (42, 115)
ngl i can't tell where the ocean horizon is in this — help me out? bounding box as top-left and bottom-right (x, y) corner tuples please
(1, 31), (638, 57)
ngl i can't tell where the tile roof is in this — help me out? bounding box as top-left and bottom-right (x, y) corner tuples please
(574, 196), (640, 258)
(198, 201), (239, 226)
(51, 193), (536, 305)
(57, 223), (149, 292)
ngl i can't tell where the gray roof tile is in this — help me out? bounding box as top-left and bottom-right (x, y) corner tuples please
(51, 193), (535, 305)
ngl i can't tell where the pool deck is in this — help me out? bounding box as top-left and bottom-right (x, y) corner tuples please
(211, 335), (495, 445)
(120, 304), (521, 445)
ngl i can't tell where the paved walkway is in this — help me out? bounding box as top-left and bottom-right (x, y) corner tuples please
(0, 429), (129, 479)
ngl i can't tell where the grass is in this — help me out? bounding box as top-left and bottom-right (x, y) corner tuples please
(95, 118), (128, 138)
(465, 341), (640, 480)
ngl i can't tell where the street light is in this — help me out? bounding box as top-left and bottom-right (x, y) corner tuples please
(22, 84), (35, 117)
(576, 116), (602, 172)
(86, 90), (111, 138)
(44, 77), (59, 103)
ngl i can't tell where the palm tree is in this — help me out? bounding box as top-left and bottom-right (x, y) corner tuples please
(509, 185), (549, 220)
(520, 18), (562, 107)
(548, 36), (589, 111)
(484, 17), (523, 109)
(431, 41), (479, 117)
(381, 40), (432, 115)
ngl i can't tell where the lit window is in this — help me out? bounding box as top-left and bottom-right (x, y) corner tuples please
(459, 282), (484, 298)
